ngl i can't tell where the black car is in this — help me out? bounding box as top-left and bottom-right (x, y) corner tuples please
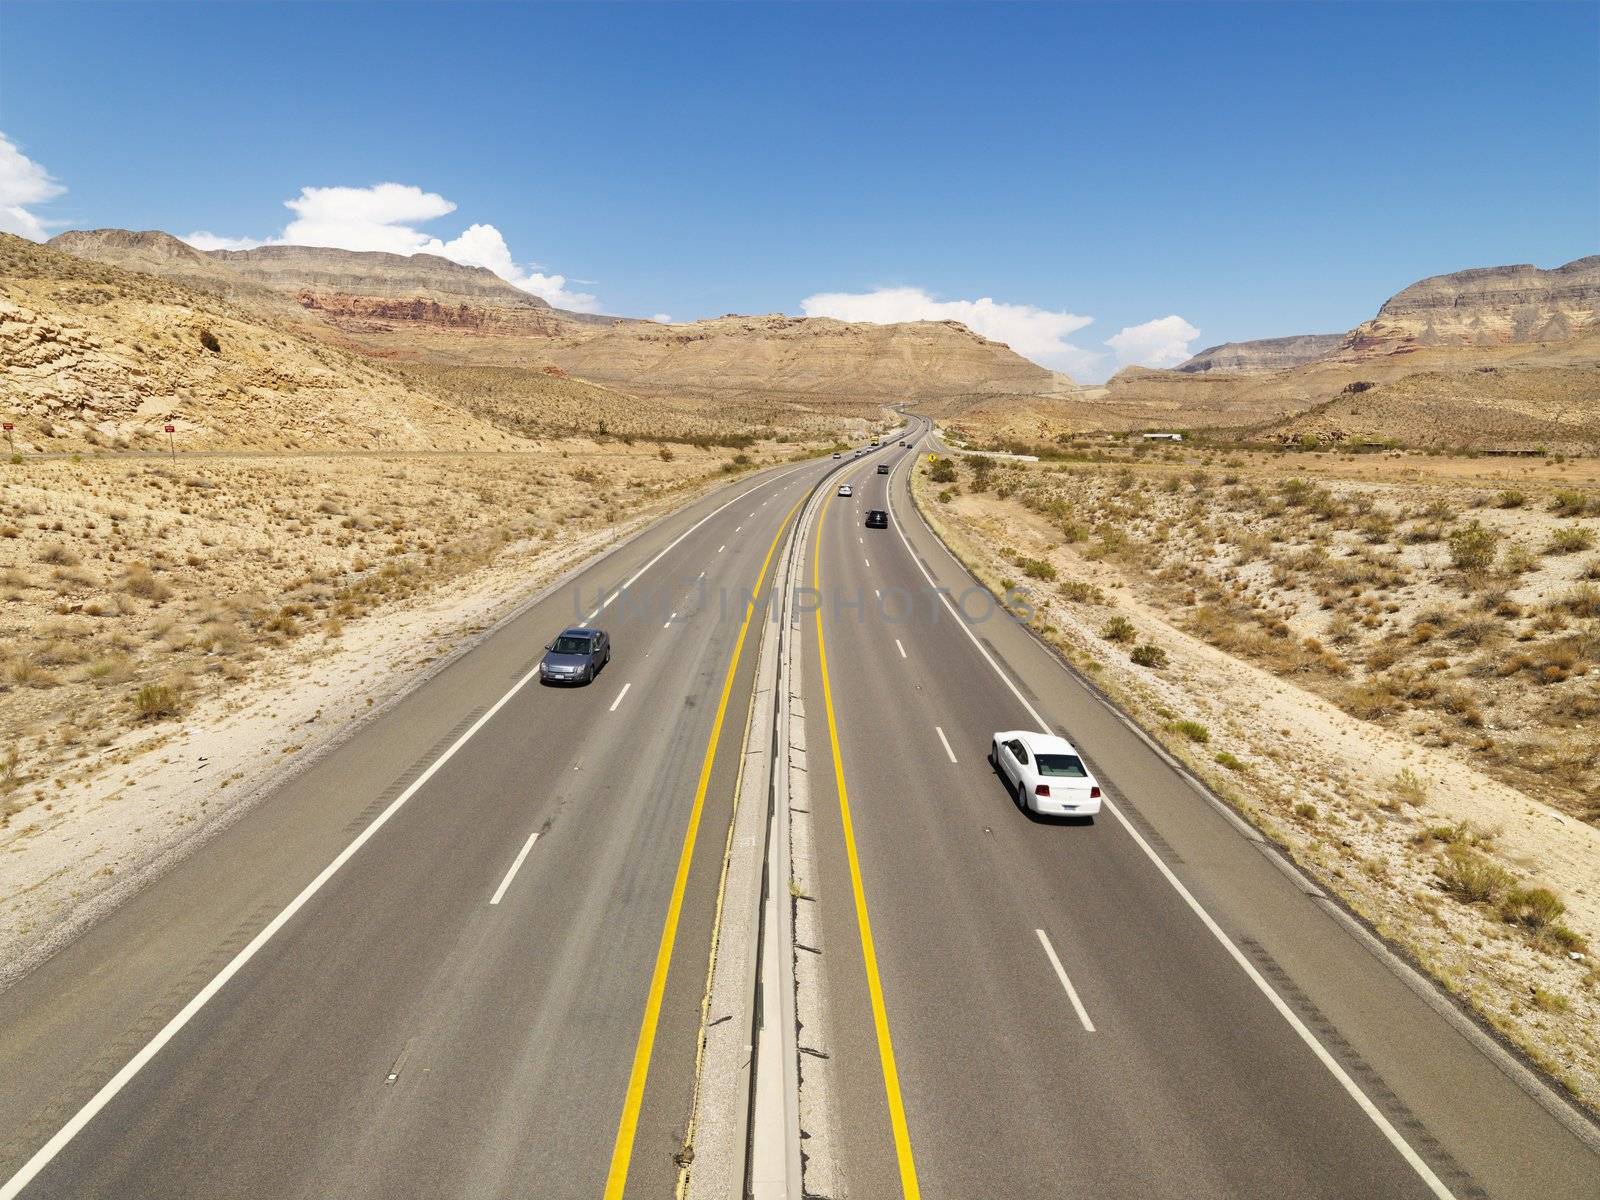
(540, 627), (610, 684)
(876, 464), (889, 474)
(865, 509), (888, 529)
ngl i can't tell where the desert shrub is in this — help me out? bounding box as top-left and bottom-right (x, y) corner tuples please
(937, 488), (956, 503)
(928, 457), (957, 484)
(1495, 489), (1526, 509)
(1499, 886), (1565, 931)
(1058, 580), (1105, 604)
(198, 327), (221, 353)
(1015, 555), (1056, 581)
(1130, 644), (1168, 668)
(1557, 585), (1600, 619)
(1213, 750), (1246, 770)
(1102, 615), (1136, 643)
(965, 456), (994, 492)
(1447, 520), (1498, 572)
(122, 564), (172, 601)
(1413, 821), (1491, 848)
(36, 543), (80, 567)
(1435, 846), (1512, 904)
(1170, 719), (1209, 743)
(1550, 490), (1593, 517)
(1499, 541), (1537, 576)
(1391, 767), (1429, 806)
(1546, 527), (1596, 555)
(134, 683), (180, 721)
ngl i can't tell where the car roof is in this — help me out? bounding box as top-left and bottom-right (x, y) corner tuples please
(998, 729), (1081, 756)
(558, 627), (597, 639)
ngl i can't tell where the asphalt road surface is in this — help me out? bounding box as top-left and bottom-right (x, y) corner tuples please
(0, 452), (849, 1200)
(2, 424), (1597, 1199)
(795, 419), (1600, 1200)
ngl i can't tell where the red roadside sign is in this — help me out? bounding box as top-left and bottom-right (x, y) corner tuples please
(164, 425), (176, 433)
(1, 423), (12, 432)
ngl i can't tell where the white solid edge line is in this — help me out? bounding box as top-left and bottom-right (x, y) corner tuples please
(0, 660), (542, 1200)
(609, 682), (632, 713)
(895, 638), (906, 659)
(0, 454), (826, 1200)
(884, 439), (1456, 1200)
(1035, 929), (1095, 1032)
(934, 725), (958, 764)
(489, 829), (542, 906)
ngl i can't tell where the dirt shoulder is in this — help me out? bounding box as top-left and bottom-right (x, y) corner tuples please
(911, 454), (1600, 1110)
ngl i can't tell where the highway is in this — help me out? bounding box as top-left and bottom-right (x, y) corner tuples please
(0, 450), (847, 1199)
(1, 420), (1598, 1199)
(793, 418), (1600, 1199)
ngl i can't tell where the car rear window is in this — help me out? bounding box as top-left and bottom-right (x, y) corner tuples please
(1035, 753), (1087, 777)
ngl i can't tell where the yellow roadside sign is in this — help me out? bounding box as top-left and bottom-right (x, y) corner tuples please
(927, 453), (936, 462)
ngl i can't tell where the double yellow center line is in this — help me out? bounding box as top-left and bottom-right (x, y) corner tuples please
(607, 477), (920, 1198)
(603, 493), (802, 1197)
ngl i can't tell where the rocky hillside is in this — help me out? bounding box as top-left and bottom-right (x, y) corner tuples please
(1344, 256), (1600, 355)
(542, 313), (1072, 408)
(46, 229), (1073, 406)
(0, 233), (523, 452)
(1176, 332), (1344, 374)
(49, 230), (296, 314)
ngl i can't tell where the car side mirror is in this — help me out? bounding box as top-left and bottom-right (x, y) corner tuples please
(543, 643), (551, 651)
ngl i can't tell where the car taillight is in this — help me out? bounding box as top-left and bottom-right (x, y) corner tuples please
(1034, 784), (1050, 797)
(1090, 786), (1101, 799)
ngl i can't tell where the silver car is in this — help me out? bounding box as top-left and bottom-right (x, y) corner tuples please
(540, 627), (611, 685)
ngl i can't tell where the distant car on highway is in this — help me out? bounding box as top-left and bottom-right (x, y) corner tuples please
(832, 452), (841, 459)
(990, 730), (1102, 818)
(837, 484), (853, 497)
(865, 509), (888, 528)
(540, 627), (610, 685)
(876, 464), (889, 474)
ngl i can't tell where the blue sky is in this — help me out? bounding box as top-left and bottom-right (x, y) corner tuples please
(2, 1), (1595, 379)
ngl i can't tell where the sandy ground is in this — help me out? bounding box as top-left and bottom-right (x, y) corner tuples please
(0, 442), (795, 979)
(914, 459), (1600, 1109)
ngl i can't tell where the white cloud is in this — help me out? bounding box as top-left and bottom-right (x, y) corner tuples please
(799, 286), (1102, 377)
(182, 182), (600, 312)
(651, 313), (674, 324)
(0, 133), (66, 241)
(1105, 315), (1201, 369)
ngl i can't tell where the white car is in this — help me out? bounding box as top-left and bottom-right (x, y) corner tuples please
(838, 484), (853, 497)
(990, 730), (1102, 817)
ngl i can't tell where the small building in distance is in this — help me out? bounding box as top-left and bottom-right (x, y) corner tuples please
(1142, 432), (1184, 442)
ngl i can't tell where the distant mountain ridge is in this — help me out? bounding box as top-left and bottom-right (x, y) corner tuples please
(1172, 255), (1598, 376)
(1176, 333), (1345, 374)
(1345, 256), (1600, 355)
(43, 227), (1070, 410)
(541, 312), (1072, 406)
